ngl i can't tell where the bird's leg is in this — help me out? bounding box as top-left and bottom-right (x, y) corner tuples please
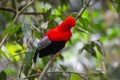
(56, 52), (60, 57)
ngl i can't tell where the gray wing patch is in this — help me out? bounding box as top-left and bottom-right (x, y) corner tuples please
(37, 36), (51, 50)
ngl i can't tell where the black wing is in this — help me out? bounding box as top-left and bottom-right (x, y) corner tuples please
(33, 36), (66, 63)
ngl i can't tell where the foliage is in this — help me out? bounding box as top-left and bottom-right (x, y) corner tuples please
(0, 0), (120, 80)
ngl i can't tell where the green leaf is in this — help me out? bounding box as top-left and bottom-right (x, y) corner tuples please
(10, 22), (22, 36)
(75, 27), (87, 33)
(44, 8), (52, 21)
(115, 0), (120, 13)
(81, 43), (97, 57)
(2, 21), (15, 37)
(25, 50), (34, 66)
(22, 23), (32, 38)
(0, 71), (7, 80)
(29, 69), (38, 80)
(24, 49), (34, 76)
(60, 65), (67, 71)
(23, 65), (31, 76)
(70, 73), (84, 80)
(95, 40), (106, 57)
(78, 17), (94, 33)
(89, 47), (97, 57)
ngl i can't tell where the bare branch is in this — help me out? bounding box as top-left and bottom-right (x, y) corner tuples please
(12, 0), (18, 11)
(19, 0), (36, 15)
(0, 7), (44, 15)
(0, 33), (8, 48)
(22, 71), (87, 80)
(101, 62), (107, 75)
(0, 7), (16, 13)
(18, 61), (25, 78)
(76, 0), (91, 20)
(38, 55), (57, 80)
(13, 0), (36, 21)
(0, 0), (36, 48)
(22, 12), (44, 15)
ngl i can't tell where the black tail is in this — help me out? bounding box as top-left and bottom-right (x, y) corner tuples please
(33, 49), (38, 63)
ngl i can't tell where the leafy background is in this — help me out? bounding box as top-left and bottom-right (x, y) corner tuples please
(0, 0), (120, 80)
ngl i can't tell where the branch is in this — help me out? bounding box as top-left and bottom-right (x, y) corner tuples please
(0, 0), (36, 48)
(22, 12), (44, 15)
(13, 0), (36, 21)
(100, 62), (107, 75)
(19, 0), (36, 15)
(38, 55), (57, 80)
(22, 71), (87, 80)
(0, 33), (8, 48)
(76, 0), (91, 20)
(18, 61), (25, 78)
(12, 0), (18, 11)
(0, 8), (44, 15)
(0, 7), (16, 13)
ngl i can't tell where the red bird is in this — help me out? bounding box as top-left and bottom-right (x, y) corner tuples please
(33, 16), (76, 63)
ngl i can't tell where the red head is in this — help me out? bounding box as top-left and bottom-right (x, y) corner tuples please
(58, 16), (76, 31)
(45, 16), (76, 41)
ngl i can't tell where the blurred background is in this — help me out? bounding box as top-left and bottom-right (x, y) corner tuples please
(0, 0), (120, 80)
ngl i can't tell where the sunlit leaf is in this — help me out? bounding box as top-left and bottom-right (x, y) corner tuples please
(7, 43), (23, 61)
(70, 73), (84, 80)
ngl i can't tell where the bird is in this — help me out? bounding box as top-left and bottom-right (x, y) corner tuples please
(33, 16), (76, 63)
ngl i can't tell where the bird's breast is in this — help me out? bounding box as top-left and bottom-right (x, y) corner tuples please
(48, 31), (72, 41)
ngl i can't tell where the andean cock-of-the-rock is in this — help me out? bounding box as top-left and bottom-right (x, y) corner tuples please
(33, 16), (76, 63)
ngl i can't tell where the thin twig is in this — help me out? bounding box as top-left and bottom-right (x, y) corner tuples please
(13, 0), (36, 21)
(67, 73), (71, 80)
(0, 7), (44, 15)
(30, 24), (41, 33)
(0, 7), (16, 13)
(48, 71), (87, 80)
(23, 71), (87, 80)
(0, 0), (36, 48)
(19, 0), (36, 15)
(101, 62), (107, 75)
(25, 11), (44, 15)
(76, 0), (91, 20)
(38, 55), (57, 80)
(12, 0), (18, 11)
(18, 61), (25, 78)
(0, 33), (8, 48)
